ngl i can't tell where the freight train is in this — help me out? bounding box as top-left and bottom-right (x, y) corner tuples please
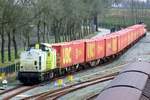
(18, 24), (147, 84)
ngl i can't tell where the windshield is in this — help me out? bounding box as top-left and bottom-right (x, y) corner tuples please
(27, 44), (49, 52)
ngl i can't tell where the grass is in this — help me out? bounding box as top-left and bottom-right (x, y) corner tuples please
(108, 8), (150, 17)
(99, 8), (150, 30)
(0, 49), (22, 67)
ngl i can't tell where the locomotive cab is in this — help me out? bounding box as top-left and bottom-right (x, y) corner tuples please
(18, 43), (56, 84)
(20, 44), (45, 72)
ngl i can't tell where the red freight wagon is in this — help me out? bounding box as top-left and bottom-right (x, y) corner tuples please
(127, 24), (143, 29)
(130, 30), (135, 43)
(85, 39), (96, 62)
(123, 32), (128, 49)
(111, 35), (118, 54)
(127, 24), (146, 39)
(111, 32), (122, 52)
(116, 30), (128, 50)
(123, 29), (133, 46)
(133, 29), (137, 41)
(127, 29), (134, 45)
(134, 29), (139, 40)
(71, 40), (85, 65)
(52, 42), (74, 68)
(105, 36), (112, 56)
(94, 37), (105, 59)
(138, 26), (145, 37)
(137, 28), (141, 39)
(105, 35), (118, 57)
(139, 25), (145, 36)
(139, 28), (143, 36)
(134, 28), (139, 41)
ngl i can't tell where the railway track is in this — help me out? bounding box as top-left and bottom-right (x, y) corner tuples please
(86, 93), (100, 100)
(0, 61), (129, 100)
(23, 72), (118, 100)
(20, 62), (129, 100)
(0, 60), (130, 100)
(0, 61), (137, 100)
(0, 74), (78, 100)
(0, 85), (22, 95)
(1, 85), (39, 100)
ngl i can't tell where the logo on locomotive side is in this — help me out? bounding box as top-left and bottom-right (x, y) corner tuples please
(63, 47), (72, 64)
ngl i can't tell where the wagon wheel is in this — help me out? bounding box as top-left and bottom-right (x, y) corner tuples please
(95, 59), (101, 66)
(89, 61), (97, 67)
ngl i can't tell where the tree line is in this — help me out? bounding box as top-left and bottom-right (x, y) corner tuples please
(0, 0), (111, 64)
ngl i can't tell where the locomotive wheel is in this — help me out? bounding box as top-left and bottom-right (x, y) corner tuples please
(40, 73), (44, 82)
(49, 72), (54, 79)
